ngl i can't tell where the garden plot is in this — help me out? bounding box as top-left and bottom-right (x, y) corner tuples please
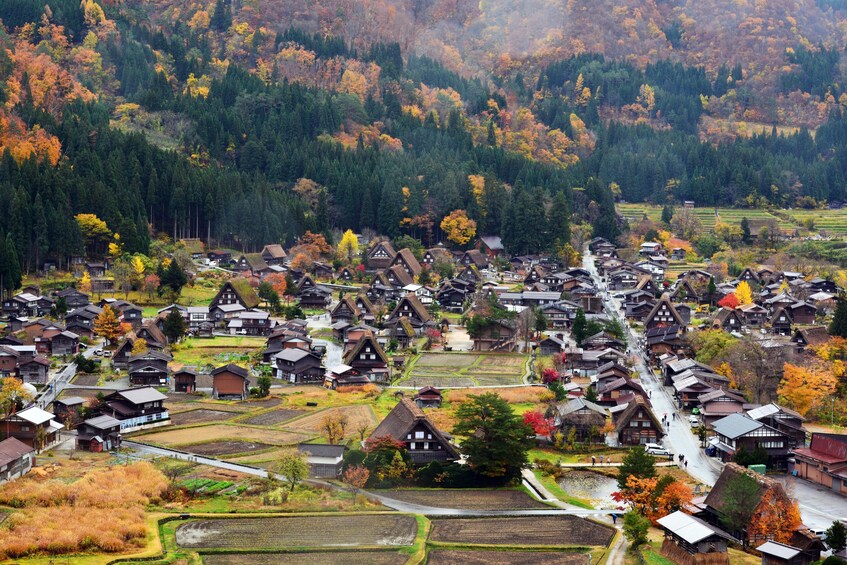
(240, 409), (306, 426)
(429, 516), (614, 546)
(176, 515), (418, 549)
(400, 353), (527, 387)
(202, 551), (408, 564)
(170, 409), (239, 426)
(136, 424), (312, 447)
(282, 405), (376, 435)
(427, 550), (588, 564)
(184, 441), (276, 457)
(376, 489), (548, 510)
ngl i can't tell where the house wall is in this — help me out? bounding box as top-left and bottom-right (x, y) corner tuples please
(0, 453), (33, 483)
(214, 372), (247, 398)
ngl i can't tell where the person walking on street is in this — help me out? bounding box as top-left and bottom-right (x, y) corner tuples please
(592, 456), (596, 466)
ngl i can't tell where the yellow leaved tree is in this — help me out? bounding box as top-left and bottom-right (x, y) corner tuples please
(336, 230), (359, 264)
(440, 209), (477, 246)
(735, 280), (753, 305)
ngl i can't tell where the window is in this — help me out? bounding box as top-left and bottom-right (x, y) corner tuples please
(410, 442), (416, 450)
(630, 421), (638, 427)
(415, 431), (424, 439)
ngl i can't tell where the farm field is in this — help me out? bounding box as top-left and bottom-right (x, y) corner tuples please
(175, 515), (419, 549)
(135, 424), (312, 448)
(169, 409), (239, 426)
(617, 203), (798, 231)
(202, 551), (409, 565)
(398, 352), (528, 387)
(783, 208), (847, 234)
(184, 440), (276, 456)
(239, 408), (307, 426)
(426, 549), (589, 564)
(171, 336), (267, 369)
(373, 489), (548, 510)
(428, 516), (614, 546)
(283, 405), (377, 434)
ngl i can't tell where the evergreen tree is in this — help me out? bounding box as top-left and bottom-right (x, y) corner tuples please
(661, 205), (674, 225)
(830, 294), (847, 338)
(740, 217), (751, 244)
(572, 308), (588, 345)
(162, 308), (187, 343)
(0, 234), (22, 299)
(453, 393), (534, 483)
(547, 191), (571, 249)
(617, 446), (656, 490)
(160, 260), (188, 297)
(210, 0), (232, 31)
(826, 520), (847, 554)
(487, 120), (497, 146)
(707, 277), (717, 306)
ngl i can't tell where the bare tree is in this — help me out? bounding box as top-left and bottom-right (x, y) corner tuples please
(720, 336), (792, 404)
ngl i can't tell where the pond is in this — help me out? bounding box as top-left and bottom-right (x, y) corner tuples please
(557, 470), (620, 509)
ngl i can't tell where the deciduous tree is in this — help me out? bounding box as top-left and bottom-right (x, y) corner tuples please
(131, 338), (148, 356)
(718, 293), (739, 309)
(337, 229), (359, 263)
(778, 362), (836, 416)
(440, 210), (477, 246)
(523, 410), (553, 437)
(748, 488), (801, 544)
(0, 376), (33, 416)
(321, 409), (348, 444)
(343, 465), (370, 491)
(735, 281), (753, 305)
(274, 450), (310, 492)
(93, 304), (123, 345)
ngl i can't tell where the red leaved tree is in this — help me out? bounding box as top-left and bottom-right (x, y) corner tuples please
(541, 367), (560, 384)
(523, 410), (553, 437)
(718, 293), (739, 309)
(342, 465), (370, 491)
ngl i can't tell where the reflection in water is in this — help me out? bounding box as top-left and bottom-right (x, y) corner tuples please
(557, 470), (619, 509)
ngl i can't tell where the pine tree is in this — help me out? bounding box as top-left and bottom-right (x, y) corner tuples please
(740, 217), (751, 244)
(572, 308), (588, 346)
(162, 308), (187, 343)
(210, 0), (232, 31)
(661, 205), (674, 225)
(487, 120), (497, 146)
(830, 294), (847, 338)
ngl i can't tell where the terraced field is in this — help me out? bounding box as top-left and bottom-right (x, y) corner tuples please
(373, 489), (548, 510)
(398, 352), (527, 387)
(784, 208), (847, 234)
(202, 551), (408, 564)
(617, 203), (797, 231)
(427, 550), (588, 564)
(428, 516), (614, 546)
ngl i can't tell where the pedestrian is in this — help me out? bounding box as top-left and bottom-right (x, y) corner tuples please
(685, 460), (688, 469)
(672, 412), (676, 420)
(592, 456), (596, 466)
(600, 455), (605, 465)
(611, 513), (617, 524)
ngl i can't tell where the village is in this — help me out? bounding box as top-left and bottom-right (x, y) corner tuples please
(0, 228), (847, 564)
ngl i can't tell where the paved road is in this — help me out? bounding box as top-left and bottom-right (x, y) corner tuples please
(34, 340), (102, 409)
(583, 248), (847, 530)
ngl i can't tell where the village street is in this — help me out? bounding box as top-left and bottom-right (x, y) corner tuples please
(583, 248), (847, 531)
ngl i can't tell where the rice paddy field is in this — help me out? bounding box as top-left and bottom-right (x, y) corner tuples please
(616, 203), (801, 232)
(397, 352), (528, 387)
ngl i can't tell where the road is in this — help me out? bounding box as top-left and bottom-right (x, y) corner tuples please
(34, 339), (102, 409)
(582, 247), (847, 530)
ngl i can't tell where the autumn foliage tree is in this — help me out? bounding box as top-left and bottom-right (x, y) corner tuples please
(93, 304), (123, 345)
(320, 409), (348, 444)
(131, 338), (148, 356)
(522, 410), (553, 437)
(336, 229), (359, 263)
(735, 281), (753, 305)
(342, 465), (370, 491)
(747, 488), (802, 545)
(264, 272), (287, 296)
(718, 293), (739, 309)
(778, 362), (837, 416)
(440, 210), (477, 246)
(655, 481), (694, 521)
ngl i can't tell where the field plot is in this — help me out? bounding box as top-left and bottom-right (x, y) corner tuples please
(170, 409), (239, 426)
(400, 352), (527, 387)
(427, 550), (588, 564)
(282, 405), (376, 435)
(136, 424), (312, 447)
(784, 208), (847, 234)
(375, 489), (548, 510)
(202, 551), (408, 564)
(429, 516), (614, 546)
(186, 440), (276, 456)
(71, 373), (100, 386)
(240, 409), (306, 426)
(616, 203), (798, 232)
(172, 336), (266, 368)
(176, 515), (418, 549)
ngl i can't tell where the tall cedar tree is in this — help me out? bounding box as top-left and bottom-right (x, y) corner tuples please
(572, 308), (588, 345)
(719, 472), (760, 536)
(617, 446), (656, 490)
(159, 260), (188, 296)
(93, 305), (123, 345)
(162, 308), (187, 343)
(831, 294), (847, 338)
(453, 393), (534, 483)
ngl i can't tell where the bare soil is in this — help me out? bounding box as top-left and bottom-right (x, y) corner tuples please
(240, 409), (306, 426)
(428, 516), (614, 546)
(170, 409), (237, 426)
(181, 441), (276, 456)
(202, 551), (408, 564)
(375, 489), (548, 510)
(176, 515), (418, 549)
(71, 373), (100, 386)
(283, 405), (376, 437)
(427, 550), (588, 564)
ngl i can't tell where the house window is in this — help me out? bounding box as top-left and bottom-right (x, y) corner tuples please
(415, 431), (424, 439)
(410, 442), (416, 450)
(630, 421), (638, 427)
(21, 426), (29, 432)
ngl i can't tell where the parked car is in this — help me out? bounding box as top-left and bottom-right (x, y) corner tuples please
(648, 447), (673, 457)
(94, 349), (103, 356)
(689, 415), (700, 427)
(644, 442), (664, 452)
(103, 350), (111, 357)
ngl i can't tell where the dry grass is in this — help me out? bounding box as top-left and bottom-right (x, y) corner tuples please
(0, 462), (167, 559)
(136, 424), (313, 446)
(283, 405), (377, 439)
(446, 387), (553, 404)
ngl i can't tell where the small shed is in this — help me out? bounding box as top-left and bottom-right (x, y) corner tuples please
(757, 541), (814, 565)
(656, 510), (731, 564)
(211, 364), (250, 400)
(296, 444), (347, 478)
(413, 386), (442, 408)
(173, 368), (198, 393)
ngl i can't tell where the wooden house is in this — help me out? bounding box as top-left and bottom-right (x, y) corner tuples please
(597, 377), (649, 407)
(391, 248), (423, 279)
(52, 396), (85, 425)
(757, 541), (816, 565)
(55, 287), (89, 309)
(384, 265), (414, 288)
(354, 294), (377, 324)
(343, 332), (390, 384)
(738, 267), (761, 285)
(298, 286), (331, 309)
(786, 301), (817, 325)
(792, 433), (847, 495)
(65, 305), (101, 339)
(76, 415), (122, 452)
(711, 413), (793, 469)
(747, 403), (806, 448)
(770, 307), (793, 336)
(539, 334), (567, 356)
(127, 350), (172, 386)
(18, 356), (50, 385)
(367, 240), (396, 270)
(546, 397), (608, 442)
(1, 406), (62, 450)
(211, 364), (250, 400)
(422, 247), (453, 266)
(209, 280), (260, 324)
(330, 296), (361, 325)
(460, 249), (488, 270)
(0, 437), (35, 483)
(737, 302), (769, 327)
(227, 310), (274, 336)
(387, 293), (432, 331)
(101, 387), (169, 431)
(49, 331), (79, 356)
(477, 236), (504, 257)
(172, 368), (197, 393)
(712, 308), (745, 331)
(613, 397), (664, 446)
(337, 266), (355, 282)
(645, 294), (687, 331)
(260, 244), (287, 266)
(790, 326), (829, 352)
(671, 279), (700, 304)
(323, 364), (369, 389)
(369, 398), (459, 465)
(470, 319), (518, 352)
(274, 348), (323, 384)
(698, 389), (748, 426)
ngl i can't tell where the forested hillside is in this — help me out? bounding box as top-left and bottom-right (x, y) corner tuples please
(1, 0), (847, 276)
